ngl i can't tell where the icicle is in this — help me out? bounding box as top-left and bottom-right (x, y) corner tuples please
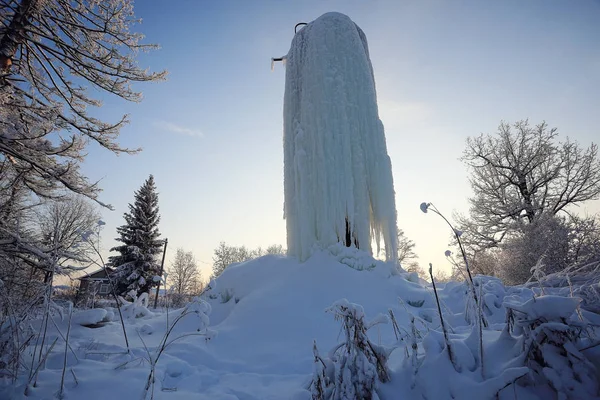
(282, 12), (398, 262)
(271, 56), (286, 71)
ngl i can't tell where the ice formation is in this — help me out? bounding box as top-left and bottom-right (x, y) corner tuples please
(283, 12), (398, 262)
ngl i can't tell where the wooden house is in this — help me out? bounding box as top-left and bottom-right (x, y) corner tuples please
(77, 267), (115, 298)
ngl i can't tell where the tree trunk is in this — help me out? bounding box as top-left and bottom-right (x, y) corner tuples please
(0, 0), (36, 72)
(516, 173), (535, 223)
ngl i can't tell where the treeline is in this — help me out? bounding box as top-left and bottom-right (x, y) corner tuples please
(0, 0), (165, 314)
(211, 243), (285, 278)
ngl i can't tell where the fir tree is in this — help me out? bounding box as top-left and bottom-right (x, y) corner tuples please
(110, 175), (163, 297)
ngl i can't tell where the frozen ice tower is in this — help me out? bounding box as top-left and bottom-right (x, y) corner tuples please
(283, 12), (398, 262)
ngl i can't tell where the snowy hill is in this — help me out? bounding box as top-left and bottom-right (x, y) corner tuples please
(3, 248), (598, 399)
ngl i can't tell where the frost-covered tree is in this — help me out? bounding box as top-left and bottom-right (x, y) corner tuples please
(0, 0), (164, 310)
(168, 248), (200, 295)
(0, 0), (166, 205)
(0, 194), (100, 302)
(497, 214), (569, 284)
(36, 195), (100, 269)
(265, 244), (285, 255)
(0, 189), (42, 305)
(253, 244), (286, 257)
(495, 214), (600, 285)
(397, 229), (419, 269)
(211, 242), (286, 278)
(459, 120), (600, 252)
(457, 120), (600, 282)
(109, 175), (163, 297)
(211, 242), (251, 278)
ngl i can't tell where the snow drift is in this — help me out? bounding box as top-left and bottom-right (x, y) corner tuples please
(283, 12), (398, 262)
(2, 249), (599, 399)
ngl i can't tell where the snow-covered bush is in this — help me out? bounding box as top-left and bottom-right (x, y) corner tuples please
(311, 299), (390, 400)
(219, 288), (234, 304)
(182, 297), (212, 333)
(118, 292), (153, 319)
(504, 295), (599, 399)
(526, 260), (600, 313)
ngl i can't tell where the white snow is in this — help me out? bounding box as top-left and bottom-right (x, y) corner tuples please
(503, 295), (580, 321)
(71, 308), (108, 326)
(283, 12), (398, 262)
(1, 250), (599, 399)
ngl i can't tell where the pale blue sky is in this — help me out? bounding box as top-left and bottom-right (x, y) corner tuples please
(82, 0), (600, 278)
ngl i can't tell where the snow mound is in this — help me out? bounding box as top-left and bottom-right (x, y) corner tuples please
(71, 308), (107, 326)
(504, 295), (581, 320)
(202, 250), (415, 374)
(1, 250), (599, 399)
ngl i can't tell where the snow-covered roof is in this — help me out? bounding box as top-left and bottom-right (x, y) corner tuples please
(78, 266), (115, 280)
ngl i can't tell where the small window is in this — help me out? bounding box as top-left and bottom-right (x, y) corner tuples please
(99, 284), (111, 294)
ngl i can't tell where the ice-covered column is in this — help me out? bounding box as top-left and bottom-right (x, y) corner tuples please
(283, 12), (398, 262)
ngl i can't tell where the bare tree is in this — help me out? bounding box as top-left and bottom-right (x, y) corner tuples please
(459, 120), (600, 252)
(265, 244), (285, 255)
(168, 248), (200, 295)
(568, 214), (600, 265)
(36, 195), (100, 269)
(0, 0), (166, 204)
(211, 242), (287, 278)
(188, 275), (204, 296)
(457, 120), (600, 283)
(211, 242), (255, 278)
(397, 229), (418, 266)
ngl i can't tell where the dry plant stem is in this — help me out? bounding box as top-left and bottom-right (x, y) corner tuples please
(495, 371), (528, 397)
(144, 332), (207, 396)
(33, 284), (52, 387)
(34, 233), (61, 385)
(58, 304), (73, 399)
(140, 307), (203, 399)
(397, 299), (431, 333)
(366, 340), (390, 383)
(28, 314), (44, 381)
(424, 286), (455, 332)
(49, 314), (79, 361)
(388, 309), (401, 341)
(580, 341), (600, 352)
(24, 337), (58, 395)
(567, 274), (586, 323)
(0, 283), (26, 382)
(429, 203), (488, 328)
(429, 263), (455, 368)
(70, 368), (78, 386)
(477, 284), (484, 379)
(102, 261), (130, 352)
(88, 229), (130, 353)
(138, 333), (155, 400)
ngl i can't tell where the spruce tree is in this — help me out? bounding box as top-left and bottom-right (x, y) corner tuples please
(110, 175), (163, 298)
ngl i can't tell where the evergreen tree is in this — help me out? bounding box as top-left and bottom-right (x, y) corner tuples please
(110, 175), (163, 297)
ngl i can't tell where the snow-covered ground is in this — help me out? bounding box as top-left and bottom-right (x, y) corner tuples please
(2, 246), (598, 399)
